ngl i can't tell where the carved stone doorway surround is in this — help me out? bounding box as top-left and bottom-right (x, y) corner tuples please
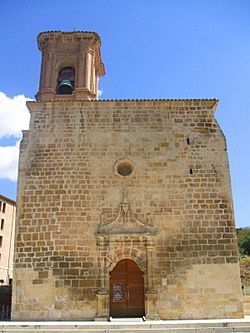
(95, 190), (159, 320)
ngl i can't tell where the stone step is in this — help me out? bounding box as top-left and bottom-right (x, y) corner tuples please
(0, 319), (250, 333)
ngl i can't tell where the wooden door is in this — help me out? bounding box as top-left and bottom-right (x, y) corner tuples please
(110, 259), (145, 318)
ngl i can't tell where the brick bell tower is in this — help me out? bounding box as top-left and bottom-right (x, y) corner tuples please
(36, 31), (105, 101)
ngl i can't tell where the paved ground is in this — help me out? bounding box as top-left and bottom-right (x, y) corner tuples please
(0, 316), (250, 332)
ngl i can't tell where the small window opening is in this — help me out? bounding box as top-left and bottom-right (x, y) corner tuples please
(117, 162), (133, 176)
(187, 138), (190, 145)
(190, 168), (193, 175)
(57, 67), (75, 95)
(2, 202), (6, 213)
(115, 159), (134, 177)
(0, 219), (4, 230)
(0, 236), (2, 247)
(0, 201), (2, 212)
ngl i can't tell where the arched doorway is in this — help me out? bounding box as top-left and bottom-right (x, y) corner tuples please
(110, 259), (145, 318)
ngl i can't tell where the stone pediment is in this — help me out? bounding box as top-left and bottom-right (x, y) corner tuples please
(96, 189), (155, 237)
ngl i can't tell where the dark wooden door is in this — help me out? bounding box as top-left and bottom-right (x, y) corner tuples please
(110, 259), (145, 318)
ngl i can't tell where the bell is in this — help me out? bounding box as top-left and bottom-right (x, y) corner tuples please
(58, 79), (74, 95)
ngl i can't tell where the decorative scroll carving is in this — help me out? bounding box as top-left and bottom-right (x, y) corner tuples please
(96, 188), (155, 236)
(56, 48), (78, 56)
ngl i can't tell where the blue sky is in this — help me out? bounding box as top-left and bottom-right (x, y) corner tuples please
(0, 0), (249, 228)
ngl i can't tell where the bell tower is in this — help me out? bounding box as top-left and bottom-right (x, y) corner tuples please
(36, 31), (105, 101)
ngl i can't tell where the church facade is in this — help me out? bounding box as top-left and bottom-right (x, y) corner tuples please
(12, 31), (243, 320)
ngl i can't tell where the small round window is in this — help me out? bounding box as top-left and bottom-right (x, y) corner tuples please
(115, 159), (134, 177)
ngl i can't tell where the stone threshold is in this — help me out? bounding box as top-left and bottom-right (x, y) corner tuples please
(0, 317), (250, 332)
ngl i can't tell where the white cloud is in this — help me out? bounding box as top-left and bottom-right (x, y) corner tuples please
(98, 89), (103, 98)
(0, 92), (31, 181)
(0, 92), (31, 139)
(0, 140), (20, 181)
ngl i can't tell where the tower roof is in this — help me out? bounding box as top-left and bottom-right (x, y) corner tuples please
(37, 30), (102, 47)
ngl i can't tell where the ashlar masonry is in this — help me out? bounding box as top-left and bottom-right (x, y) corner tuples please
(12, 31), (243, 320)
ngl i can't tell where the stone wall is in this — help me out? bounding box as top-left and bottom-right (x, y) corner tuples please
(12, 99), (243, 320)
